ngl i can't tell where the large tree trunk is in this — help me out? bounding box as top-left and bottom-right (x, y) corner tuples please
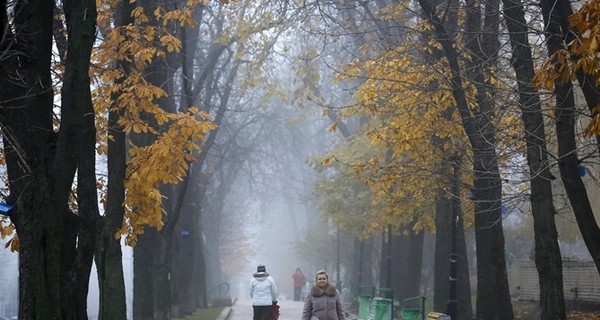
(96, 105), (127, 320)
(96, 67), (127, 320)
(94, 1), (133, 319)
(60, 0), (99, 318)
(425, 2), (472, 317)
(463, 0), (513, 317)
(1, 0), (98, 318)
(417, 0), (514, 318)
(133, 228), (160, 320)
(1, 0), (70, 319)
(131, 1), (187, 315)
(502, 0), (566, 318)
(171, 202), (198, 317)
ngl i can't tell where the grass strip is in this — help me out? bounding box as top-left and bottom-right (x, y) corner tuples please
(174, 307), (225, 320)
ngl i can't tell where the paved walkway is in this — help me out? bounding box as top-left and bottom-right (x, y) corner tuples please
(227, 299), (306, 320)
(221, 299), (359, 320)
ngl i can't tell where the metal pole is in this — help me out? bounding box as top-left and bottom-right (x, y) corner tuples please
(337, 224), (341, 289)
(386, 224), (392, 289)
(358, 240), (364, 289)
(446, 156), (460, 319)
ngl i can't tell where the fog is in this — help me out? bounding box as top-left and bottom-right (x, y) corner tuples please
(218, 106), (342, 302)
(3, 1), (599, 319)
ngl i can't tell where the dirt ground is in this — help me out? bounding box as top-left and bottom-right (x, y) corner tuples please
(513, 300), (600, 320)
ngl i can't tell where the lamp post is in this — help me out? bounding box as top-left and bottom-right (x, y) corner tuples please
(336, 224), (341, 289)
(386, 224), (392, 289)
(446, 155), (460, 319)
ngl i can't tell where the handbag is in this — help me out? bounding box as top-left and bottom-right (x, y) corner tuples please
(271, 303), (280, 320)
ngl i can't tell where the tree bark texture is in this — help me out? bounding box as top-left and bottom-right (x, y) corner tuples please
(0, 0), (83, 318)
(60, 0), (99, 318)
(502, 0), (566, 318)
(133, 228), (159, 320)
(417, 0), (514, 318)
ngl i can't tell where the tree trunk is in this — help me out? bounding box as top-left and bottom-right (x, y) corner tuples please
(93, 0), (133, 318)
(1, 0), (64, 318)
(502, 0), (566, 318)
(425, 3), (472, 316)
(96, 83), (127, 320)
(171, 207), (198, 317)
(417, 0), (514, 317)
(133, 228), (159, 320)
(60, 0), (98, 318)
(379, 228), (392, 290)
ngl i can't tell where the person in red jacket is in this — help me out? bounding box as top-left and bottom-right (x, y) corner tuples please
(292, 267), (307, 301)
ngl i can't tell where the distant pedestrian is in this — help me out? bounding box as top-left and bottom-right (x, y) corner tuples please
(250, 264), (279, 320)
(292, 267), (307, 301)
(301, 270), (346, 320)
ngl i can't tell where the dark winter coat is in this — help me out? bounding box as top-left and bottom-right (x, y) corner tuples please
(301, 283), (346, 320)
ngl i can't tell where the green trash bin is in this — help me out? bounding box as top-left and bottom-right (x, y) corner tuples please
(401, 308), (421, 320)
(372, 297), (392, 320)
(358, 295), (371, 319)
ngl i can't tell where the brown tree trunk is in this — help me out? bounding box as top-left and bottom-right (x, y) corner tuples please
(502, 0), (566, 318)
(1, 0), (68, 319)
(417, 0), (514, 317)
(59, 0), (99, 318)
(133, 228), (160, 320)
(96, 66), (127, 320)
(94, 1), (132, 319)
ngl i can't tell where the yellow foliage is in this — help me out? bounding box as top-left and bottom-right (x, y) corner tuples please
(0, 217), (14, 239)
(116, 108), (216, 245)
(316, 19), (483, 236)
(5, 235), (19, 252)
(131, 7), (148, 23)
(92, 0), (219, 245)
(159, 34), (182, 53)
(535, 0), (600, 135)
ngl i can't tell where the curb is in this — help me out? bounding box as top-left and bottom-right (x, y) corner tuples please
(216, 306), (232, 320)
(216, 297), (237, 320)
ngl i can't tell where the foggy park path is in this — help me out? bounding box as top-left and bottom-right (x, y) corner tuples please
(228, 299), (305, 320)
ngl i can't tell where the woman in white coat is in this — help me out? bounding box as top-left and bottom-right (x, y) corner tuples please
(250, 264), (279, 320)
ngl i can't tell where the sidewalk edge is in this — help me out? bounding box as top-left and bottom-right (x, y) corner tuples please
(216, 306), (232, 320)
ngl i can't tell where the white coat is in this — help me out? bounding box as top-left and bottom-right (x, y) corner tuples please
(250, 273), (278, 306)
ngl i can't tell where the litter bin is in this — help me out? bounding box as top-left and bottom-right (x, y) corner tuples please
(401, 308), (421, 320)
(358, 295), (371, 319)
(372, 297), (392, 320)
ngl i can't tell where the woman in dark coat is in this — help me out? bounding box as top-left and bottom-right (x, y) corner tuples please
(301, 270), (346, 320)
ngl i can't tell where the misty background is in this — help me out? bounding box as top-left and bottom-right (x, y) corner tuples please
(1, 1), (599, 319)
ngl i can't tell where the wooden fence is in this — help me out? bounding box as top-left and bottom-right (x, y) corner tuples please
(508, 260), (600, 307)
